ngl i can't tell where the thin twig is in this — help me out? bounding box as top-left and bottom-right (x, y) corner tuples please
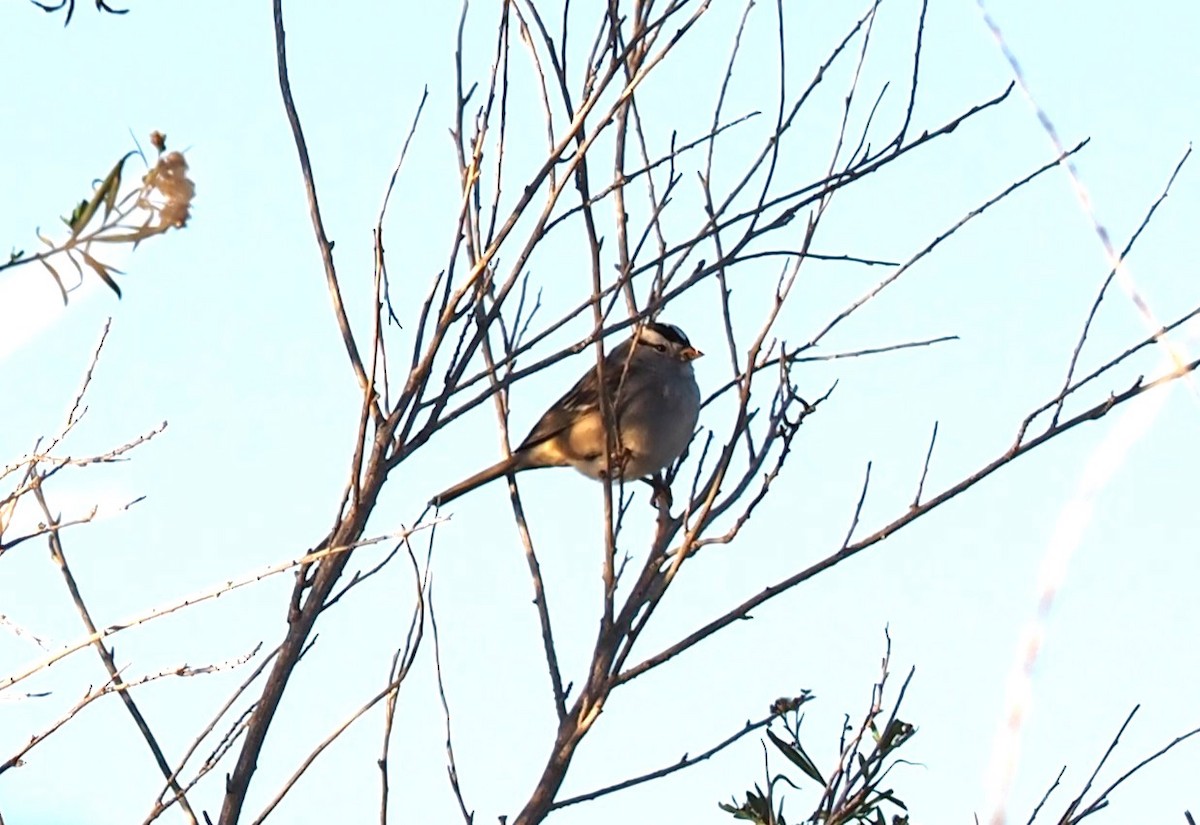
(430, 577), (473, 824)
(3, 527), (427, 693)
(911, 421), (938, 509)
(842, 462), (872, 549)
(271, 0), (379, 423)
(32, 478), (198, 825)
(619, 353), (1200, 685)
(1066, 719), (1200, 824)
(251, 544), (426, 825)
(977, 2), (1198, 406)
(551, 713), (777, 810)
(1052, 147), (1192, 426)
(1025, 765), (1066, 825)
(144, 644), (276, 825)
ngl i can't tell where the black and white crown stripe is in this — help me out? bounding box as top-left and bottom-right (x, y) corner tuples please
(637, 321), (692, 349)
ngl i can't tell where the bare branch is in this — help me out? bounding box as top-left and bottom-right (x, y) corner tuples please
(551, 712), (777, 810)
(1053, 147), (1192, 426)
(911, 421), (938, 509)
(620, 353), (1200, 684)
(270, 0), (379, 424)
(429, 577), (473, 825)
(3, 527), (426, 693)
(31, 478), (198, 824)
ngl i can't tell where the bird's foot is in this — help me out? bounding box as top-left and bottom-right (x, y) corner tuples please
(648, 474), (673, 510)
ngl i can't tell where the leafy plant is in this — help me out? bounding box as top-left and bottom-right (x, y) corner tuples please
(722, 639), (915, 825)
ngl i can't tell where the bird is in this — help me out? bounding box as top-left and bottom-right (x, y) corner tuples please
(430, 321), (703, 507)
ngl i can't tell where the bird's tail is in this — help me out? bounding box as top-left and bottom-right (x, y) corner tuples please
(430, 456), (522, 507)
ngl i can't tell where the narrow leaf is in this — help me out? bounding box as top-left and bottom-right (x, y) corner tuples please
(766, 729), (824, 784)
(79, 250), (121, 298)
(101, 152), (136, 219)
(39, 258), (69, 305)
(65, 151), (135, 238)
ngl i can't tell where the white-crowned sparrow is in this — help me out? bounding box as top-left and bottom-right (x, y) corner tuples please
(430, 321), (703, 506)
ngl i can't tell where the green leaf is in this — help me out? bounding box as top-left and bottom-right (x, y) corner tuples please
(766, 728), (824, 784)
(720, 792), (770, 824)
(64, 151), (135, 238)
(872, 788), (907, 811)
(63, 198), (90, 231)
(101, 152), (135, 218)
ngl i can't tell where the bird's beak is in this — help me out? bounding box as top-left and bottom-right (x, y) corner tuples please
(681, 346), (703, 361)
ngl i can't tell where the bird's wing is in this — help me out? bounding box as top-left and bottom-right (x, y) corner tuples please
(518, 342), (635, 450)
(518, 363), (601, 449)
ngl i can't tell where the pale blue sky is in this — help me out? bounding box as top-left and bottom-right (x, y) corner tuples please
(1, 2), (1197, 824)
